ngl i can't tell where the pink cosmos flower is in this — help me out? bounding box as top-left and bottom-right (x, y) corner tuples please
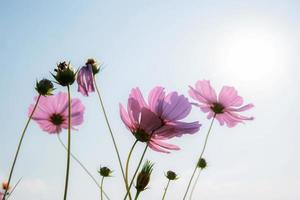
(120, 87), (201, 153)
(77, 64), (94, 96)
(29, 92), (85, 134)
(189, 80), (254, 127)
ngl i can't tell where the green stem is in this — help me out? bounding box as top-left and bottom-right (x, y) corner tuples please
(125, 140), (138, 199)
(2, 94), (41, 200)
(63, 85), (72, 200)
(134, 190), (141, 200)
(6, 177), (22, 200)
(162, 180), (170, 200)
(182, 116), (215, 200)
(100, 176), (105, 200)
(57, 135), (110, 200)
(93, 77), (128, 196)
(189, 169), (202, 200)
(124, 144), (149, 200)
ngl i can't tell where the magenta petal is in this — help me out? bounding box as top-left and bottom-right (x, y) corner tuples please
(127, 98), (141, 125)
(219, 86), (243, 107)
(227, 103), (254, 112)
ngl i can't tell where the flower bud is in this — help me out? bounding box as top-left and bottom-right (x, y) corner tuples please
(98, 166), (112, 177)
(165, 170), (178, 181)
(35, 79), (54, 96)
(51, 61), (76, 86)
(2, 181), (9, 190)
(136, 160), (154, 192)
(86, 58), (100, 75)
(197, 158), (207, 169)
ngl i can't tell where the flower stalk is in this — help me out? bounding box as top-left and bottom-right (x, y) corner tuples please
(2, 94), (41, 200)
(182, 116), (215, 200)
(63, 85), (72, 200)
(125, 140), (138, 200)
(93, 76), (128, 195)
(161, 180), (170, 200)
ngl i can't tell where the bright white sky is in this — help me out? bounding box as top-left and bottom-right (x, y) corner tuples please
(0, 0), (299, 199)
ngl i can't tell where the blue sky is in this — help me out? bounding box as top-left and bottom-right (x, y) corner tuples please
(1, 0), (300, 199)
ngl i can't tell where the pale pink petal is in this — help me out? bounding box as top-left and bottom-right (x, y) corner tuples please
(194, 80), (217, 103)
(148, 86), (165, 115)
(119, 104), (134, 130)
(148, 142), (170, 153)
(219, 86), (243, 107)
(127, 98), (141, 125)
(77, 66), (95, 96)
(227, 103), (254, 112)
(161, 92), (192, 121)
(129, 87), (147, 108)
(155, 121), (200, 138)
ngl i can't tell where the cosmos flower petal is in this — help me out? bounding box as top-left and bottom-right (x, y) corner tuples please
(148, 86), (165, 115)
(161, 92), (192, 121)
(119, 104), (134, 130)
(129, 87), (147, 108)
(219, 86), (243, 107)
(30, 92), (85, 134)
(140, 108), (163, 133)
(192, 80), (217, 103)
(77, 65), (95, 96)
(127, 98), (141, 125)
(227, 103), (254, 112)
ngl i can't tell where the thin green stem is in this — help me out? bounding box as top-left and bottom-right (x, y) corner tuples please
(189, 169), (202, 200)
(93, 77), (128, 196)
(134, 190), (141, 200)
(124, 144), (149, 200)
(2, 94), (41, 200)
(182, 116), (215, 200)
(161, 180), (170, 200)
(125, 140), (138, 199)
(63, 85), (72, 200)
(100, 177), (105, 200)
(57, 135), (110, 200)
(6, 177), (22, 200)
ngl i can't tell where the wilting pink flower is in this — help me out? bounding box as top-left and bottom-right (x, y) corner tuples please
(189, 80), (254, 127)
(29, 92), (85, 134)
(120, 87), (201, 153)
(77, 64), (95, 96)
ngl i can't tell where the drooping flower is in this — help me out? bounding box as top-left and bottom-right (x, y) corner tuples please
(189, 80), (254, 127)
(120, 87), (201, 153)
(77, 58), (101, 96)
(29, 92), (85, 134)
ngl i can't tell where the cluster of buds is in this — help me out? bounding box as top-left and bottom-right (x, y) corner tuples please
(98, 166), (112, 177)
(51, 61), (76, 86)
(136, 160), (154, 192)
(197, 158), (207, 169)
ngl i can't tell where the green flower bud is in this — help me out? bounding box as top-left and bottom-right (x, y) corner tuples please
(165, 170), (178, 181)
(136, 160), (154, 192)
(98, 167), (112, 177)
(51, 61), (76, 86)
(35, 79), (54, 96)
(197, 158), (207, 169)
(86, 58), (100, 75)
